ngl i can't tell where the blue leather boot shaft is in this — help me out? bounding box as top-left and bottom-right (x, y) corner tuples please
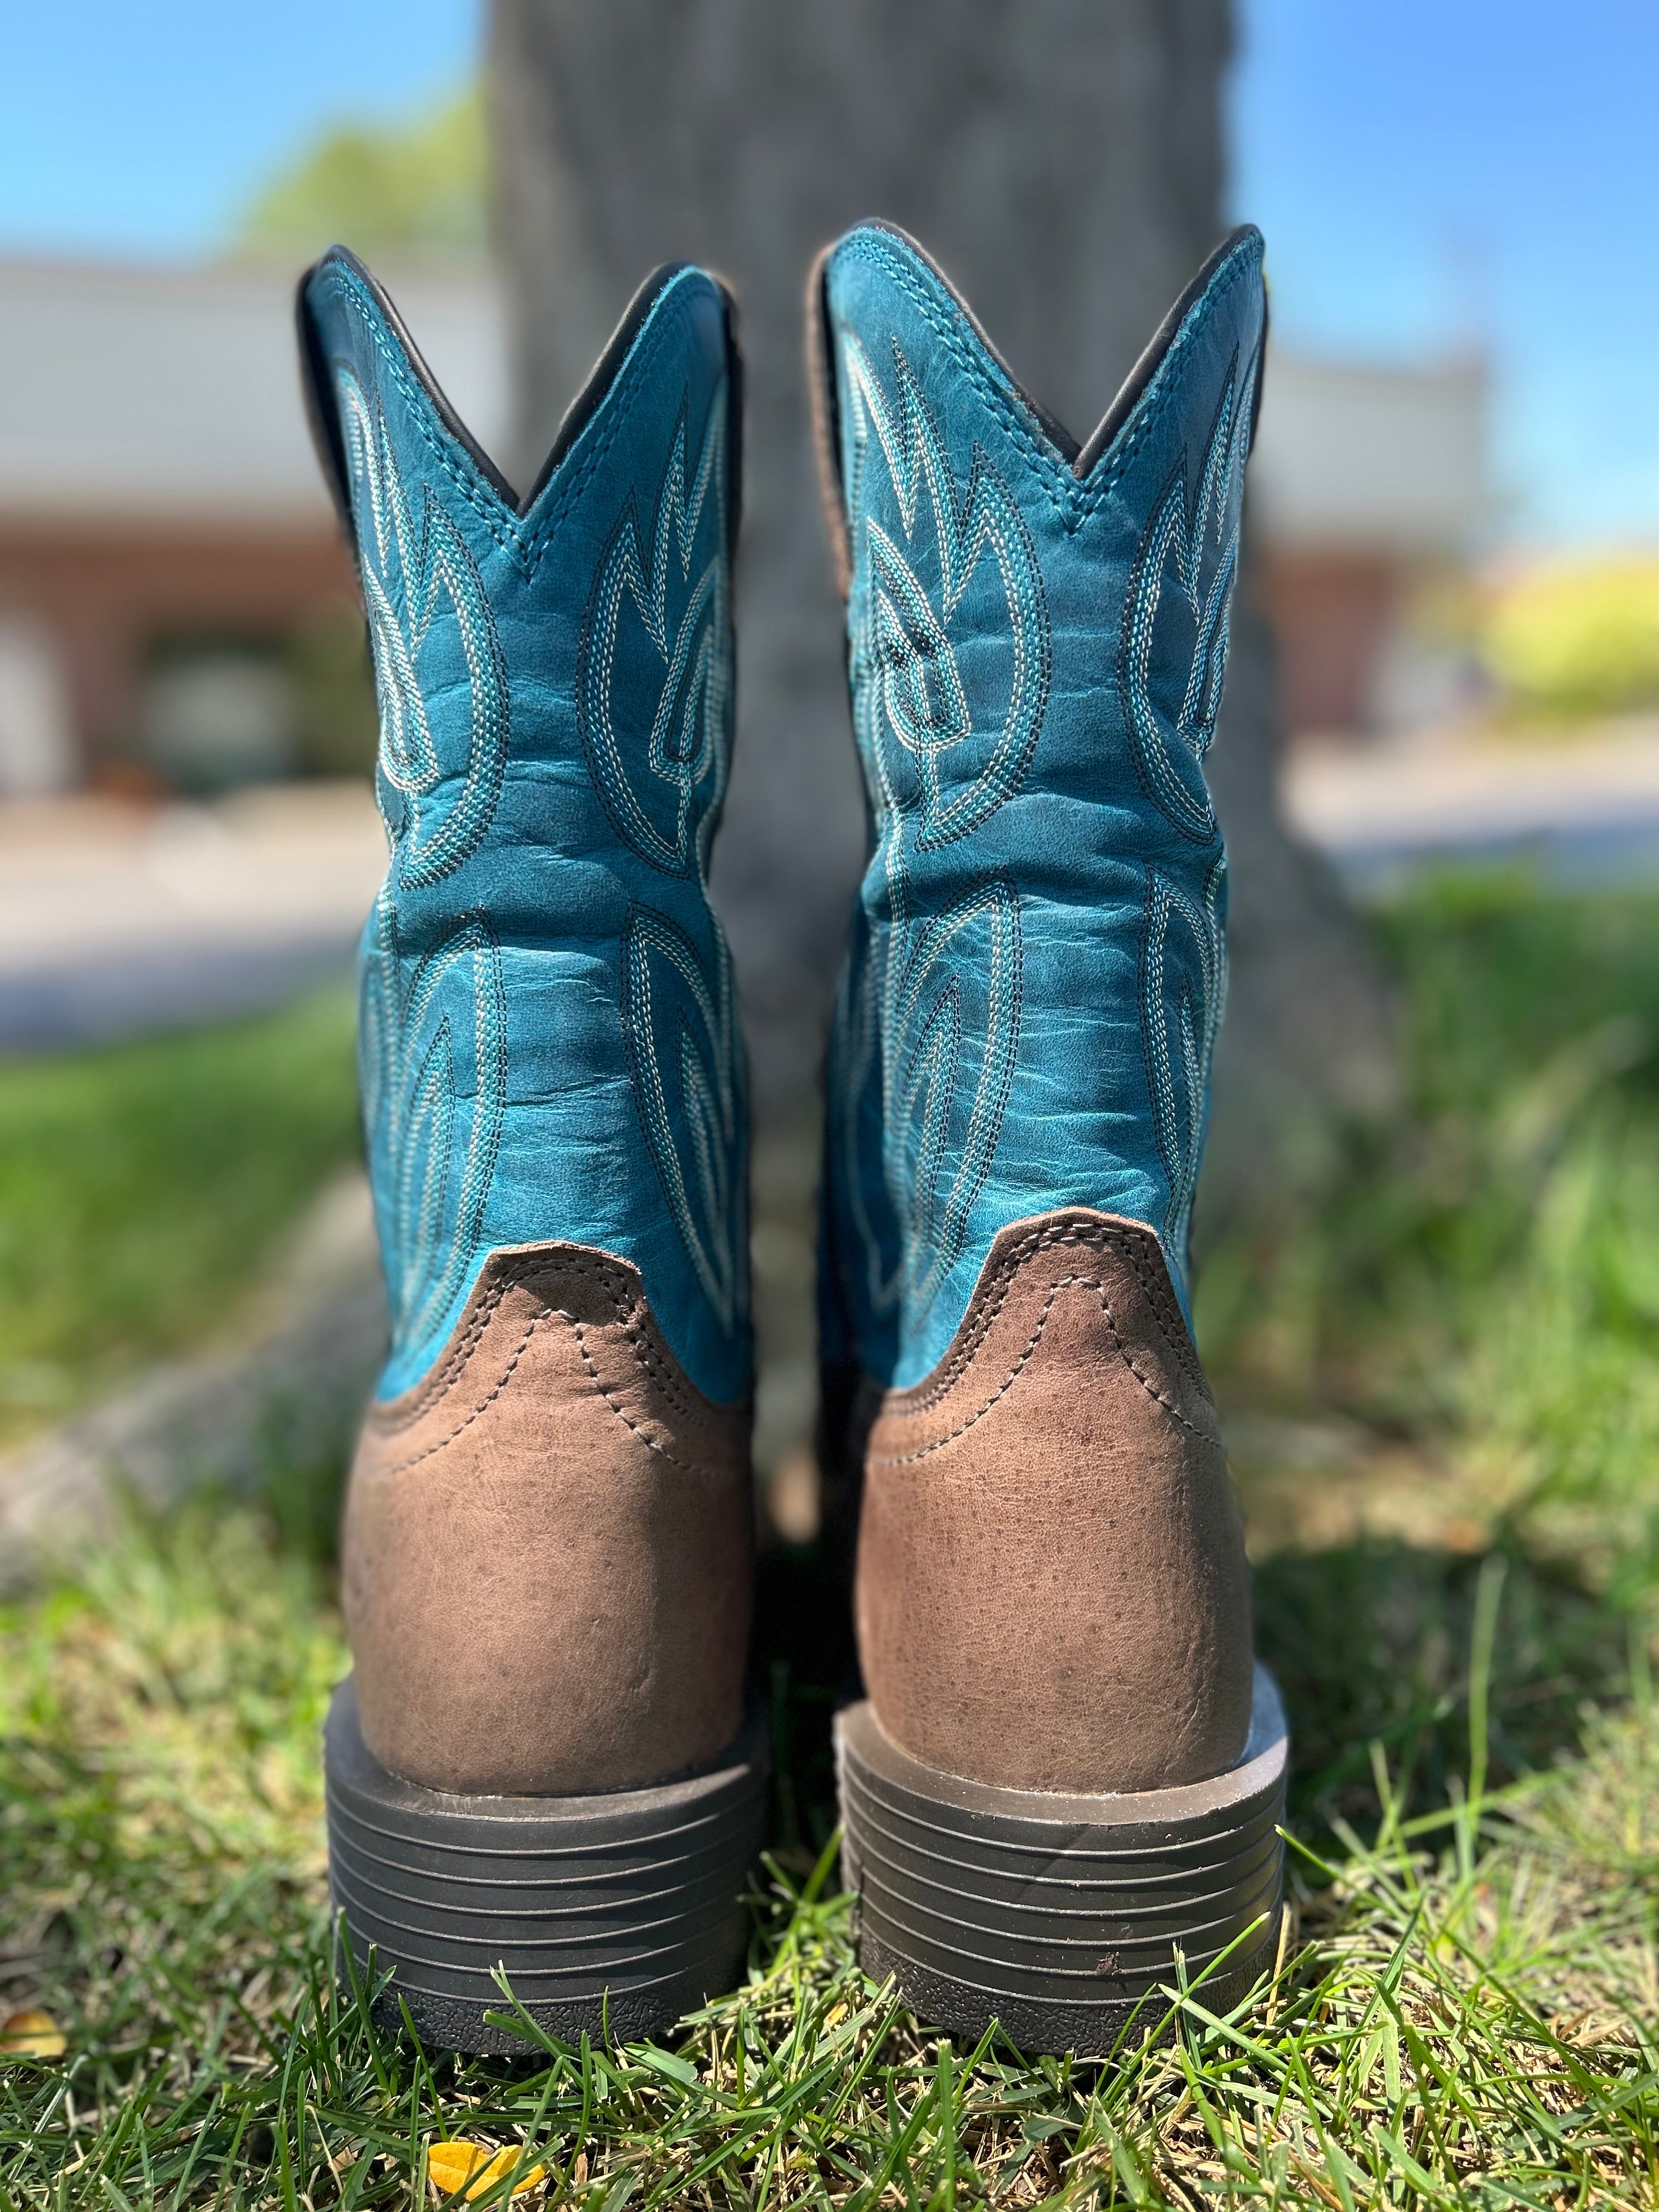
(817, 223), (1265, 1391)
(300, 252), (751, 1406)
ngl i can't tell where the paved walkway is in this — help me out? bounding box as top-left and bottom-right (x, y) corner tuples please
(1284, 717), (1659, 892)
(4, 726), (1658, 1055)
(0, 783), (386, 1048)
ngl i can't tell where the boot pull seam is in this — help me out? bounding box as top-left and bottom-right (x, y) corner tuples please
(896, 1217), (1200, 1412)
(367, 1269), (515, 1429)
(368, 1306), (732, 1480)
(871, 1271), (1220, 1465)
(368, 1310), (542, 1475)
(364, 1248), (739, 1470)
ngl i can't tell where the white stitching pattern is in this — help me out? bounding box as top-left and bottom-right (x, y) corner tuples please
(577, 387), (731, 877)
(359, 905), (508, 1365)
(833, 334), (1046, 1330)
(567, 370), (748, 1341)
(1139, 857), (1227, 1268)
(620, 903), (747, 1336)
(870, 1270), (1219, 1465)
(335, 365), (508, 888)
(1117, 353), (1256, 845)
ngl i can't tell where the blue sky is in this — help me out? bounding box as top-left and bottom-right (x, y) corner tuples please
(0, 0), (1652, 548)
(1233, 0), (1659, 547)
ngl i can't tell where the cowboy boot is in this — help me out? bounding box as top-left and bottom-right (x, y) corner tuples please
(811, 222), (1287, 2052)
(298, 250), (763, 2051)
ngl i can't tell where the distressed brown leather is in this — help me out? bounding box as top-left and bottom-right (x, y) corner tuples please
(342, 1242), (752, 1796)
(856, 1207), (1252, 1793)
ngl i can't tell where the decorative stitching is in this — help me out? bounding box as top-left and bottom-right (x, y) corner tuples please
(821, 228), (1262, 1381)
(832, 321), (1041, 1334)
(359, 907), (507, 1373)
(1116, 350), (1256, 845)
(515, 1249), (727, 1412)
(564, 354), (747, 1345)
(870, 1269), (1218, 1465)
(320, 257), (749, 1381)
(369, 1266), (514, 1426)
(1138, 856), (1227, 1273)
(371, 1307), (720, 1479)
(513, 1252), (732, 1435)
(370, 1310), (540, 1474)
(332, 318), (516, 1386)
(1112, 1226), (1209, 1391)
(364, 1251), (740, 1475)
(840, 333), (1051, 850)
(334, 364), (509, 887)
(838, 873), (1023, 1329)
(619, 902), (747, 1337)
(566, 1318), (710, 1472)
(617, 1318), (704, 1425)
(890, 1215), (1205, 1413)
(311, 261), (715, 581)
(366, 1249), (653, 1430)
(577, 383), (732, 877)
(828, 229), (1262, 535)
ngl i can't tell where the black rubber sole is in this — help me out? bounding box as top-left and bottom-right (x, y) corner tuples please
(837, 1663), (1288, 2054)
(324, 1679), (768, 2052)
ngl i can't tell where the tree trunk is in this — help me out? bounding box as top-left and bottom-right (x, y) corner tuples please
(1201, 584), (1398, 1235)
(488, 0), (1397, 1460)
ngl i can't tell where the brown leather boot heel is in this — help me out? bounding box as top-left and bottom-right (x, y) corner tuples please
(325, 1245), (765, 2053)
(836, 1211), (1285, 2053)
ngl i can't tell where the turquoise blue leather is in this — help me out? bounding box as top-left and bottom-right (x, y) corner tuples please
(816, 223), (1265, 1391)
(299, 251), (750, 1406)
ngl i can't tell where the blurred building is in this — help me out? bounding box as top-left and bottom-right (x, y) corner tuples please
(0, 258), (504, 794)
(1251, 353), (1488, 738)
(0, 258), (1483, 793)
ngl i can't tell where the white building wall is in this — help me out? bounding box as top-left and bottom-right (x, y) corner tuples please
(0, 259), (1485, 557)
(1250, 349), (1487, 556)
(0, 260), (510, 523)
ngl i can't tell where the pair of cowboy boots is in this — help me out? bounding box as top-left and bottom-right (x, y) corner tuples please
(299, 216), (1287, 2057)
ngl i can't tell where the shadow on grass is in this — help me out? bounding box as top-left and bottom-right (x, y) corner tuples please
(4, 1447), (1650, 2207)
(1252, 1535), (1636, 1825)
(744, 1515), (1641, 1872)
(233, 1421), (1644, 1875)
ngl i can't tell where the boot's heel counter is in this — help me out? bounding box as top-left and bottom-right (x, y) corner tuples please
(342, 1244), (753, 1797)
(856, 1207), (1252, 1793)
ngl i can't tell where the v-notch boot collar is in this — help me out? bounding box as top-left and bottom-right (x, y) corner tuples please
(814, 219), (1265, 1392)
(298, 249), (752, 1409)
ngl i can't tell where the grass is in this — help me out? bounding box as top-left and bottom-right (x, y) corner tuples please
(0, 989), (360, 1444)
(3, 871), (1659, 2207)
(1, 1508), (1654, 2209)
(1199, 871), (1659, 1617)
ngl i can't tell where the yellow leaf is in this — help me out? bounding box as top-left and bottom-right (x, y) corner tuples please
(427, 2141), (546, 2201)
(1, 2010), (67, 2059)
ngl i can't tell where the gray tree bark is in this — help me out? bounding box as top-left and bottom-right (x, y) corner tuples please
(488, 0), (1396, 1442)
